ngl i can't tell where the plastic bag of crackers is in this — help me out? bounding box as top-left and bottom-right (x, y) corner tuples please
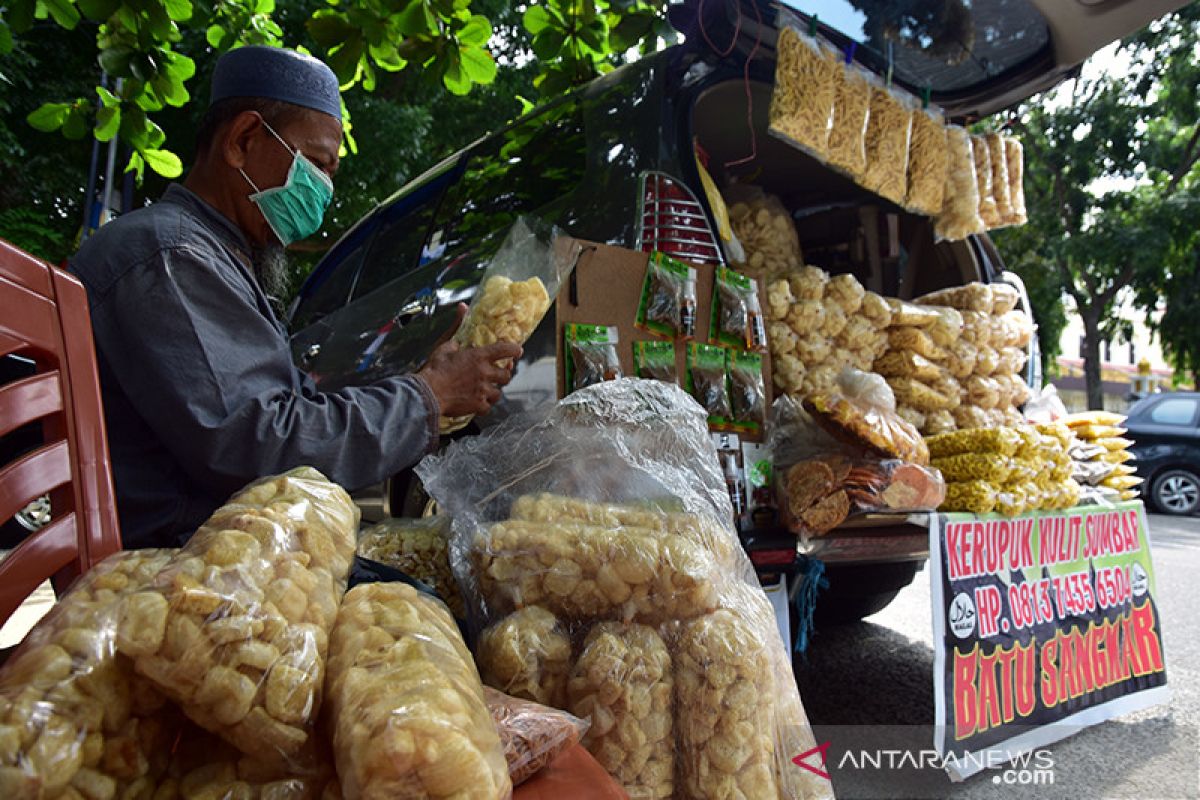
(416, 378), (833, 800)
(440, 216), (582, 434)
(113, 467), (360, 772)
(0, 549), (184, 800)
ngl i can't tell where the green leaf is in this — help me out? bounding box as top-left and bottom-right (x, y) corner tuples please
(205, 23), (226, 48)
(162, 0), (191, 22)
(98, 46), (134, 76)
(254, 0), (273, 12)
(531, 28), (565, 60)
(396, 0), (437, 36)
(576, 19), (607, 53)
(368, 41), (406, 71)
(0, 21), (12, 54)
(142, 148), (182, 178)
(151, 74), (188, 106)
(442, 54), (469, 95)
(145, 4), (175, 41)
(76, 0), (118, 20)
(96, 86), (120, 107)
(94, 105), (120, 140)
(8, 0), (37, 34)
(40, 0), (81, 29)
(459, 45), (495, 84)
(125, 151), (145, 182)
(165, 52), (195, 81)
(609, 11), (653, 52)
(26, 102), (71, 132)
(523, 5), (552, 34)
(327, 37), (363, 86)
(307, 11), (354, 48)
(62, 106), (88, 139)
(457, 13), (490, 47)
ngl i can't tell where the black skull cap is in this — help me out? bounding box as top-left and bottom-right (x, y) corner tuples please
(210, 45), (342, 121)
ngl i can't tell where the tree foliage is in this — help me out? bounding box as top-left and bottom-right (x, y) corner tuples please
(993, 3), (1200, 407)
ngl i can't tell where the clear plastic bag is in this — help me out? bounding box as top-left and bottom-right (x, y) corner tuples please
(914, 282), (993, 313)
(1003, 137), (1028, 226)
(800, 368), (931, 464)
(935, 126), (985, 241)
(726, 186), (804, 278)
(886, 299), (942, 327)
(687, 343), (733, 424)
(115, 468), (360, 769)
(477, 606), (573, 709)
(927, 426), (1022, 457)
(485, 687), (589, 787)
(326, 583), (511, 800)
(443, 218), (581, 434)
(826, 61), (873, 180)
(728, 350), (766, 430)
(711, 268), (766, 351)
(887, 327), (947, 361)
(861, 291), (893, 328)
(358, 516), (464, 618)
(788, 264), (829, 301)
(945, 339), (978, 379)
(862, 81), (915, 206)
(925, 408), (957, 435)
(0, 549), (182, 800)
(634, 340), (678, 385)
(941, 479), (999, 514)
(874, 349), (942, 383)
(906, 107), (948, 216)
(414, 379), (830, 800)
(972, 135), (1001, 229)
(770, 26), (838, 161)
(927, 306), (964, 348)
(986, 133), (1012, 224)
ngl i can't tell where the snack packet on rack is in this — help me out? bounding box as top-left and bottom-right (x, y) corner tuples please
(826, 59), (873, 180)
(861, 80), (915, 206)
(634, 339), (678, 384)
(727, 349), (766, 432)
(972, 135), (1001, 228)
(636, 252), (698, 339)
(769, 25), (838, 160)
(565, 323), (622, 394)
(1003, 136), (1028, 226)
(934, 126), (985, 241)
(711, 267), (766, 351)
(906, 106), (948, 216)
(688, 343), (733, 427)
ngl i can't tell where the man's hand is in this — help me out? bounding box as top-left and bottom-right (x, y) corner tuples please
(417, 303), (523, 417)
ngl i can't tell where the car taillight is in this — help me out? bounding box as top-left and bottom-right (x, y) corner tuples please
(636, 171), (725, 265)
(749, 548), (797, 567)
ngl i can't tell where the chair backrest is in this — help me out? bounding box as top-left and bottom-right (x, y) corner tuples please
(0, 238), (121, 624)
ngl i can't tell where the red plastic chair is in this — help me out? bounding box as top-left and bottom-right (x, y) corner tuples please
(0, 238), (121, 624)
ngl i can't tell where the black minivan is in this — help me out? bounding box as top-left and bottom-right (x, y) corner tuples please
(285, 0), (1185, 621)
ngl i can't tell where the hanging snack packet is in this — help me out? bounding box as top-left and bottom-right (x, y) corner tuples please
(1004, 136), (1028, 226)
(935, 126), (985, 241)
(634, 339), (679, 384)
(861, 81), (915, 206)
(688, 343), (733, 426)
(827, 60), (873, 180)
(565, 323), (621, 394)
(711, 267), (766, 351)
(986, 132), (1012, 223)
(972, 134), (1001, 228)
(727, 349), (766, 432)
(906, 106), (948, 216)
(770, 26), (838, 160)
(636, 252), (697, 338)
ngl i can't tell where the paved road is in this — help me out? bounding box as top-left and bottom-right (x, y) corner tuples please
(793, 513), (1200, 799)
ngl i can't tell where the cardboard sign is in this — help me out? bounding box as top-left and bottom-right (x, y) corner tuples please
(929, 501), (1169, 780)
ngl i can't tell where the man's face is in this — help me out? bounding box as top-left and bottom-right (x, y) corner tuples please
(239, 108), (342, 247)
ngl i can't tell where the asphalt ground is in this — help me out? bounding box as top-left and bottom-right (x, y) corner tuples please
(792, 513), (1200, 799)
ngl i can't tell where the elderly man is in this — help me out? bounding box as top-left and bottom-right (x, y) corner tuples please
(70, 46), (519, 548)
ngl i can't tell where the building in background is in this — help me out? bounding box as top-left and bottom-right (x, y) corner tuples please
(1051, 298), (1182, 413)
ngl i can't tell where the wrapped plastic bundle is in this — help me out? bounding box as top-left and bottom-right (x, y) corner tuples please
(770, 27), (838, 159)
(896, 405), (927, 431)
(861, 83), (914, 206)
(1003, 137), (1028, 226)
(972, 135), (1001, 228)
(935, 126), (985, 241)
(990, 283), (1021, 315)
(986, 133), (1012, 223)
(0, 550), (180, 800)
(727, 189), (804, 277)
(442, 219), (580, 433)
(906, 107), (948, 215)
(932, 453), (1013, 483)
(874, 350), (942, 383)
(416, 379), (830, 800)
(826, 63), (872, 179)
(567, 623), (673, 799)
(914, 282), (993, 313)
(952, 405), (991, 430)
(803, 370), (931, 464)
(485, 688), (588, 787)
(476, 607), (572, 709)
(471, 519), (719, 623)
(326, 583), (510, 800)
(966, 375), (1002, 409)
(974, 345), (999, 376)
(945, 339), (978, 379)
(887, 376), (955, 413)
(788, 265), (829, 301)
(941, 480), (999, 514)
(887, 327), (947, 361)
(826, 273), (866, 314)
(926, 426), (1022, 458)
(860, 291), (893, 328)
(925, 409), (957, 435)
(357, 516), (463, 618)
(927, 306), (964, 349)
(675, 610), (777, 800)
(117, 468), (359, 768)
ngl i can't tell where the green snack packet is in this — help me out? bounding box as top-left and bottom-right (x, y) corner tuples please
(687, 343), (733, 428)
(710, 267), (766, 351)
(634, 340), (678, 384)
(636, 252), (698, 339)
(564, 323), (621, 393)
(727, 349), (766, 433)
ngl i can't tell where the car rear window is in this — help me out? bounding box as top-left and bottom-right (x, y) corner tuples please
(1149, 398), (1198, 426)
(781, 0), (1052, 94)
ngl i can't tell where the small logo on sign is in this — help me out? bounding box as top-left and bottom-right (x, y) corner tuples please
(949, 592), (976, 638)
(792, 741), (832, 780)
(1130, 562), (1149, 597)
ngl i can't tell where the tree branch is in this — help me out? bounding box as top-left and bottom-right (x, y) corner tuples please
(1097, 261), (1137, 307)
(1165, 122), (1200, 197)
(1056, 259), (1087, 308)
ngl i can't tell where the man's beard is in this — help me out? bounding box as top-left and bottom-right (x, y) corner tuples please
(250, 242), (291, 308)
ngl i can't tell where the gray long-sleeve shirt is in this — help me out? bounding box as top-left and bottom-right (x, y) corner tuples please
(70, 184), (439, 548)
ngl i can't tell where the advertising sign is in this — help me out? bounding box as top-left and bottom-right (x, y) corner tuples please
(930, 501), (1168, 779)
